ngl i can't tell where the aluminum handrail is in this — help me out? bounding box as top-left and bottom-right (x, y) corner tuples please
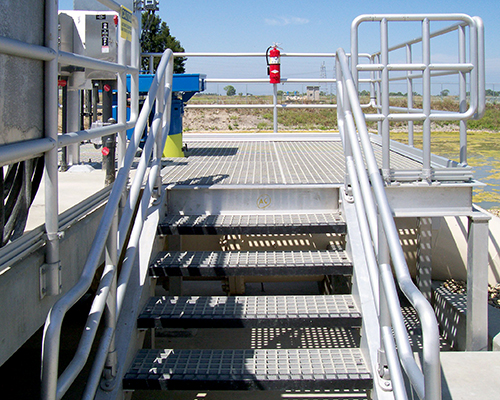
(337, 47), (441, 400)
(41, 49), (174, 400)
(142, 52), (376, 129)
(351, 14), (484, 169)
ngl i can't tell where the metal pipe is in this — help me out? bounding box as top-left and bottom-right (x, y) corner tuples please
(55, 263), (117, 399)
(41, 50), (174, 400)
(381, 326), (410, 400)
(475, 17), (485, 118)
(346, 158), (380, 307)
(117, 19), (128, 171)
(459, 25), (467, 164)
(380, 18), (390, 179)
(380, 263), (425, 398)
(58, 51), (136, 74)
(344, 113), (379, 248)
(81, 327), (114, 400)
(42, 0), (61, 302)
(337, 47), (441, 400)
(0, 35), (56, 61)
(422, 18), (432, 180)
(154, 71), (166, 196)
(58, 123), (129, 147)
(185, 104), (338, 109)
(103, 210), (118, 384)
(407, 44), (414, 147)
(273, 84), (278, 133)
(0, 138), (56, 167)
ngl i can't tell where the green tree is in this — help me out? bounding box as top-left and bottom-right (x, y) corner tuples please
(224, 85), (236, 96)
(141, 13), (186, 73)
(440, 89), (450, 97)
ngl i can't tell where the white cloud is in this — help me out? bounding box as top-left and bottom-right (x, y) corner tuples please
(264, 16), (309, 26)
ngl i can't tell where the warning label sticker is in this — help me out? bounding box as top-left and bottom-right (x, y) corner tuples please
(120, 6), (132, 42)
(101, 21), (110, 53)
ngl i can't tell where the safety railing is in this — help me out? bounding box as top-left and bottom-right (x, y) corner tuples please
(351, 14), (485, 180)
(38, 14), (174, 400)
(2, 1), (172, 400)
(337, 46), (441, 400)
(142, 51), (375, 133)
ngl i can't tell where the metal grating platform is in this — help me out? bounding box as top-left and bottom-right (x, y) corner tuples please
(158, 213), (346, 235)
(161, 140), (423, 186)
(138, 295), (361, 329)
(150, 250), (352, 277)
(123, 348), (372, 391)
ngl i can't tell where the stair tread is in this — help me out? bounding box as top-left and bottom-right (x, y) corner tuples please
(123, 348), (372, 391)
(158, 212), (346, 235)
(150, 250), (352, 277)
(138, 294), (361, 328)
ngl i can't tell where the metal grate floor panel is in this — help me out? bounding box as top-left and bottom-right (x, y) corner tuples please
(123, 348), (372, 391)
(138, 295), (361, 329)
(158, 213), (346, 235)
(150, 250), (352, 277)
(161, 140), (423, 186)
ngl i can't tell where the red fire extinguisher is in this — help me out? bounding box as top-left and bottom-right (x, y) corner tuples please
(266, 45), (281, 84)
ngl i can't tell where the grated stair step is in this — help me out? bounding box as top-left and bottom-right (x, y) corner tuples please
(137, 294), (361, 329)
(149, 250), (352, 277)
(123, 348), (372, 391)
(158, 213), (346, 235)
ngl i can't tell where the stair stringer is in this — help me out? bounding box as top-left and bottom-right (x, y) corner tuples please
(341, 192), (396, 400)
(94, 189), (168, 400)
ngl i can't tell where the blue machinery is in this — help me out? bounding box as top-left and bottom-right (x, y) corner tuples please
(114, 73), (206, 156)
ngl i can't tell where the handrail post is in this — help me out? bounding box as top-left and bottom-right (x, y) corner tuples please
(153, 75), (165, 198)
(102, 210), (118, 387)
(42, 0), (61, 299)
(273, 83), (278, 133)
(377, 217), (391, 386)
(458, 24), (467, 164)
(117, 19), (127, 172)
(422, 18), (432, 181)
(406, 44), (414, 147)
(380, 18), (390, 181)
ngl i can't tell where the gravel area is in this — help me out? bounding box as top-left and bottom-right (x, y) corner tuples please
(443, 279), (500, 309)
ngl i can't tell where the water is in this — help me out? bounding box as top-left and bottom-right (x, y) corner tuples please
(392, 131), (500, 210)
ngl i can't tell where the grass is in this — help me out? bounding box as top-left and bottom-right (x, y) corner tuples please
(190, 94), (500, 132)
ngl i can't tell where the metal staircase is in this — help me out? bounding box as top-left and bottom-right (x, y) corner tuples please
(0, 3), (485, 399)
(123, 183), (374, 395)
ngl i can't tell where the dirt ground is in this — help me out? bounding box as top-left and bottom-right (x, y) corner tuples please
(183, 108), (276, 132)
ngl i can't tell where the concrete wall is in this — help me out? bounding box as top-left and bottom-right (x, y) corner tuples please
(397, 213), (500, 286)
(0, 200), (106, 367)
(0, 0), (44, 145)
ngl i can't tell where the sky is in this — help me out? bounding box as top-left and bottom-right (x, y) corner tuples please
(59, 0), (500, 95)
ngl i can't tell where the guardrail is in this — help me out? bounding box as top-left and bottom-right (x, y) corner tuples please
(351, 14), (485, 178)
(337, 46), (441, 400)
(142, 51), (375, 133)
(0, 1), (173, 400)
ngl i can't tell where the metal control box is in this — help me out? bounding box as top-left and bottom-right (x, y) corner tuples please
(59, 10), (118, 82)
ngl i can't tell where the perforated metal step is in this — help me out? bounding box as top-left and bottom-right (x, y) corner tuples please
(123, 348), (372, 391)
(158, 213), (346, 235)
(150, 250), (352, 277)
(138, 295), (361, 329)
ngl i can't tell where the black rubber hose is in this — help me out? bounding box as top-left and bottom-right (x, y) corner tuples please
(1, 156), (44, 246)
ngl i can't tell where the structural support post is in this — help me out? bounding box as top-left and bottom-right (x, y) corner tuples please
(377, 217), (391, 390)
(42, 0), (61, 298)
(466, 211), (490, 351)
(421, 18), (432, 181)
(380, 18), (390, 181)
(273, 83), (278, 133)
(67, 87), (81, 166)
(417, 217), (433, 302)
